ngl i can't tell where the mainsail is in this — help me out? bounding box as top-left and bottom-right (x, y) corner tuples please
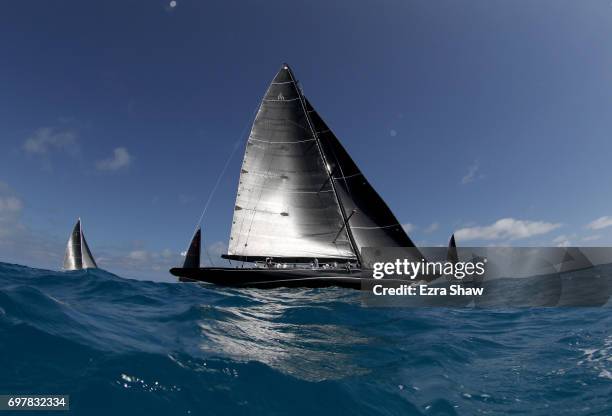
(226, 65), (355, 261)
(63, 218), (98, 270)
(225, 64), (415, 263)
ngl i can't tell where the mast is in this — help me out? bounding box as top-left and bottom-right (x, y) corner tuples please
(285, 64), (362, 265)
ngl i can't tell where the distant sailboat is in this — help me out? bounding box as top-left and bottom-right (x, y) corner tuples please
(63, 218), (98, 270)
(171, 64), (418, 288)
(183, 227), (201, 269)
(447, 234), (458, 263)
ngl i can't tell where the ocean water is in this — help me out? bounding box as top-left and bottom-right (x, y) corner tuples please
(0, 262), (610, 415)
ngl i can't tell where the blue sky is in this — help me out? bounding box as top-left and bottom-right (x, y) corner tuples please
(1, 0), (612, 280)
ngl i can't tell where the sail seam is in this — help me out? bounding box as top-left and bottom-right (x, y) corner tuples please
(239, 187), (334, 194)
(263, 97), (300, 102)
(249, 137), (316, 144)
(332, 173), (363, 180)
(351, 224), (401, 229)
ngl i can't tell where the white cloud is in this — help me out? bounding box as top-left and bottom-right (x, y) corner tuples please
(0, 182), (63, 265)
(23, 127), (78, 155)
(581, 235), (601, 242)
(0, 195), (23, 215)
(179, 194), (196, 204)
(127, 250), (150, 262)
(461, 162), (480, 185)
(206, 241), (227, 258)
(100, 247), (183, 277)
(455, 218), (562, 241)
(402, 223), (416, 233)
(0, 183), (24, 230)
(586, 216), (612, 231)
(96, 147), (131, 171)
(552, 235), (571, 247)
(186, 240), (228, 266)
(118, 242), (226, 271)
(424, 222), (439, 233)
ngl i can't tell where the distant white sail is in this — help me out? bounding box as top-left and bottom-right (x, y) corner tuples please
(63, 219), (98, 270)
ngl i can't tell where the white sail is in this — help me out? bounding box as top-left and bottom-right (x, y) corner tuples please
(63, 220), (82, 270)
(63, 219), (98, 270)
(226, 65), (355, 261)
(80, 222), (98, 269)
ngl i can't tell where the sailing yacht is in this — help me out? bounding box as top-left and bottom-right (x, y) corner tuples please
(63, 218), (98, 270)
(170, 64), (418, 288)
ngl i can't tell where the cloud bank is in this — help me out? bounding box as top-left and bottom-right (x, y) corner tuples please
(455, 218), (562, 241)
(23, 127), (78, 155)
(586, 216), (612, 231)
(461, 162), (480, 185)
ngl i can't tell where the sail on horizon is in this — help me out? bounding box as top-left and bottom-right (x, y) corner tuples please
(63, 218), (98, 270)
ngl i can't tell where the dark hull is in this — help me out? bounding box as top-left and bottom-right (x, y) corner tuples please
(170, 267), (369, 289)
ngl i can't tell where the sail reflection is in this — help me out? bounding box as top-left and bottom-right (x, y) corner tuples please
(195, 289), (369, 381)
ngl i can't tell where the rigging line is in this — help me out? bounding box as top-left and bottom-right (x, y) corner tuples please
(195, 139), (240, 228)
(333, 172), (363, 180)
(287, 68), (361, 263)
(305, 98), (355, 219)
(315, 119), (353, 203)
(186, 100), (261, 264)
(305, 99), (355, 202)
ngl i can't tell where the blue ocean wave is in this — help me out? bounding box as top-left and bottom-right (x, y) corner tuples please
(0, 262), (610, 415)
